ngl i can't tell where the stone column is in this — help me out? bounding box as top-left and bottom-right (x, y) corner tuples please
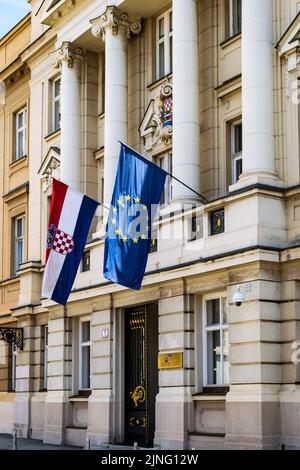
(237, 0), (277, 187)
(51, 42), (83, 190)
(91, 7), (141, 206)
(155, 292), (195, 449)
(44, 306), (72, 445)
(172, 0), (201, 202)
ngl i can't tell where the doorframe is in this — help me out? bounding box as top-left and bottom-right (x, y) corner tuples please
(113, 307), (125, 444)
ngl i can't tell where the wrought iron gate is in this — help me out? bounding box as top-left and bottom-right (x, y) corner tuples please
(125, 304), (158, 447)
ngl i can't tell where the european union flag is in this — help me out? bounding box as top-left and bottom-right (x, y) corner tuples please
(103, 143), (167, 290)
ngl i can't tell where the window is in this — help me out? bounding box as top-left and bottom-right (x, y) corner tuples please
(43, 326), (48, 390)
(79, 320), (91, 390)
(12, 216), (25, 275)
(156, 9), (173, 80)
(52, 77), (61, 132)
(155, 153), (172, 207)
(228, 0), (242, 37)
(10, 343), (17, 391)
(231, 121), (243, 184)
(149, 228), (158, 253)
(15, 108), (27, 160)
(81, 251), (90, 272)
(188, 213), (203, 242)
(203, 297), (229, 386)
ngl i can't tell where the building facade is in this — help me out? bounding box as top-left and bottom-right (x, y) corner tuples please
(1, 0), (300, 450)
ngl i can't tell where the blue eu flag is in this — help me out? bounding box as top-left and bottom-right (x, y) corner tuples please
(103, 143), (167, 290)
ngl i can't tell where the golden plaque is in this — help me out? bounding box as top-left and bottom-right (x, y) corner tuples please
(158, 352), (183, 370)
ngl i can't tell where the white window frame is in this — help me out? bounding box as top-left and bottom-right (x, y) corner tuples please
(52, 77), (61, 132)
(43, 325), (48, 390)
(79, 319), (91, 391)
(229, 0), (242, 37)
(11, 343), (17, 391)
(155, 152), (172, 207)
(203, 294), (229, 387)
(13, 215), (25, 275)
(231, 120), (243, 184)
(15, 108), (27, 160)
(156, 8), (173, 80)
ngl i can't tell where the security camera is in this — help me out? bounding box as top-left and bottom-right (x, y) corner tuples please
(232, 288), (245, 307)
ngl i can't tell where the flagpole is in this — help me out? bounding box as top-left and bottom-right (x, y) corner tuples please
(118, 141), (207, 204)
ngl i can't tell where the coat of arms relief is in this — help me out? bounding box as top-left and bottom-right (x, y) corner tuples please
(139, 81), (173, 151)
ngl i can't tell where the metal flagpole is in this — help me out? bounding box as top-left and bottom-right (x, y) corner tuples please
(118, 141), (207, 204)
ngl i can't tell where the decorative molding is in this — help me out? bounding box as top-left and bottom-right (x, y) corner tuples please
(139, 80), (173, 151)
(0, 80), (5, 107)
(38, 146), (61, 191)
(90, 6), (142, 41)
(50, 41), (83, 69)
(4, 64), (30, 89)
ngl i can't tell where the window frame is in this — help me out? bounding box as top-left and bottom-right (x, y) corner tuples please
(81, 250), (91, 273)
(188, 212), (204, 243)
(228, 0), (242, 38)
(43, 325), (48, 390)
(15, 107), (27, 161)
(155, 152), (172, 207)
(203, 294), (229, 387)
(52, 76), (61, 133)
(79, 319), (91, 391)
(231, 120), (243, 184)
(13, 215), (25, 276)
(156, 8), (173, 80)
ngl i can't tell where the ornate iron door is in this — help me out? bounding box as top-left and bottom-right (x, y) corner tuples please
(125, 304), (158, 447)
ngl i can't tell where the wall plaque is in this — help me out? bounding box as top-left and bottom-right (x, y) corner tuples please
(158, 352), (183, 370)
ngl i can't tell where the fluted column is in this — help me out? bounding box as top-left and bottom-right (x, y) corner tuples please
(91, 7), (141, 206)
(172, 0), (201, 202)
(51, 42), (83, 190)
(239, 0), (276, 185)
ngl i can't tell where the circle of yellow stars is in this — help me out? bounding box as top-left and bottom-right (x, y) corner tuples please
(111, 195), (150, 244)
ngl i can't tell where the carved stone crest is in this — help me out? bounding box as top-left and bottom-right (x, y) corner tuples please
(139, 81), (173, 150)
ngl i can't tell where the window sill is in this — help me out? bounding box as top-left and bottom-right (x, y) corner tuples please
(147, 73), (172, 91)
(44, 128), (61, 142)
(69, 396), (89, 402)
(9, 155), (28, 169)
(220, 32), (241, 49)
(192, 394), (227, 402)
(193, 387), (229, 401)
(69, 390), (91, 402)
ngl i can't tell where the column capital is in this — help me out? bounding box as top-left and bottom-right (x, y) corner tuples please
(50, 41), (84, 69)
(90, 6), (142, 40)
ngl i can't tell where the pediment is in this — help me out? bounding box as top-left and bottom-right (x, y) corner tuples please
(39, 146), (60, 191)
(277, 12), (300, 57)
(33, 0), (56, 18)
(40, 0), (76, 26)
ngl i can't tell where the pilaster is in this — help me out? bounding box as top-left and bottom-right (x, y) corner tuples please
(154, 292), (195, 450)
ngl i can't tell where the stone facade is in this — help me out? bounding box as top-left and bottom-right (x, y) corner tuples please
(1, 0), (300, 450)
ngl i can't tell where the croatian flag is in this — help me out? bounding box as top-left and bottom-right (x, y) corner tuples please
(42, 178), (98, 305)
